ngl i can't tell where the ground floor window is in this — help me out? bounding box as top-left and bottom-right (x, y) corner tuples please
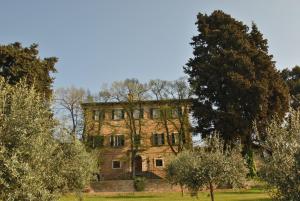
(154, 158), (164, 168)
(112, 160), (121, 169)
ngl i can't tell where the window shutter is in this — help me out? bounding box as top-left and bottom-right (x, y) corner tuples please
(150, 108), (153, 119)
(110, 135), (114, 147)
(139, 108), (144, 118)
(161, 133), (165, 145)
(120, 135), (125, 146)
(172, 133), (176, 145)
(111, 110), (114, 120)
(121, 110), (125, 119)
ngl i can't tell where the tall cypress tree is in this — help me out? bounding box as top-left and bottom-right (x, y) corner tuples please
(0, 42), (57, 99)
(184, 10), (289, 175)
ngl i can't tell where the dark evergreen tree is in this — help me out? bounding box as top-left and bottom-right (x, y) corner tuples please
(184, 10), (289, 176)
(0, 42), (57, 99)
(281, 66), (300, 109)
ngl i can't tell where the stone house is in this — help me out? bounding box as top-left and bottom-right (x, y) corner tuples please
(81, 99), (192, 180)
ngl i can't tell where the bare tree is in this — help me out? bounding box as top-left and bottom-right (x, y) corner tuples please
(149, 77), (192, 155)
(99, 78), (149, 178)
(54, 86), (87, 139)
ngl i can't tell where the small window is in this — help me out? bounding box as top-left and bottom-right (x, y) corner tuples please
(151, 108), (160, 119)
(155, 159), (164, 167)
(133, 109), (143, 119)
(93, 110), (105, 121)
(110, 135), (125, 147)
(112, 160), (121, 169)
(152, 133), (165, 146)
(112, 109), (124, 120)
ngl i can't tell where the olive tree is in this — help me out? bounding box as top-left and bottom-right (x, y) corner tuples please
(166, 134), (247, 201)
(0, 79), (94, 201)
(258, 110), (300, 201)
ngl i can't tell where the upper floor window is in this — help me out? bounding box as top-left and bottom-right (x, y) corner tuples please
(93, 110), (105, 121)
(152, 133), (165, 146)
(170, 108), (182, 118)
(112, 109), (124, 120)
(87, 135), (104, 149)
(167, 133), (177, 145)
(133, 109), (144, 119)
(110, 135), (125, 147)
(151, 108), (160, 119)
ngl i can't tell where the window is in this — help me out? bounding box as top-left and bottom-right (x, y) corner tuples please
(133, 109), (143, 119)
(155, 159), (164, 167)
(112, 109), (124, 120)
(112, 160), (121, 169)
(93, 110), (105, 121)
(87, 135), (104, 148)
(151, 108), (160, 119)
(170, 108), (182, 118)
(167, 133), (176, 145)
(110, 135), (125, 147)
(152, 133), (165, 146)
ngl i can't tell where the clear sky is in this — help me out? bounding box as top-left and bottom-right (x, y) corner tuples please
(0, 0), (299, 92)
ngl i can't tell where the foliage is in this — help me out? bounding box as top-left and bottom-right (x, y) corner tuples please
(258, 110), (300, 201)
(133, 176), (146, 191)
(0, 42), (57, 99)
(166, 134), (247, 201)
(184, 11), (289, 157)
(0, 79), (94, 201)
(281, 66), (300, 109)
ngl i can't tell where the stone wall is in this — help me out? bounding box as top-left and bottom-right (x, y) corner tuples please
(90, 179), (185, 192)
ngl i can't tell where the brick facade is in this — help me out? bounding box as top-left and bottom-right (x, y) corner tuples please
(82, 100), (191, 180)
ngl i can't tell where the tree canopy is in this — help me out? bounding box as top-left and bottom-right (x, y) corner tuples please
(184, 10), (289, 146)
(0, 42), (57, 99)
(0, 79), (94, 201)
(281, 66), (300, 109)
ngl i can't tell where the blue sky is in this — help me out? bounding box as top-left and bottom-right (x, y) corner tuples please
(1, 0), (299, 92)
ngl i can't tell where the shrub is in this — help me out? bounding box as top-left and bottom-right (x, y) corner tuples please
(134, 176), (146, 191)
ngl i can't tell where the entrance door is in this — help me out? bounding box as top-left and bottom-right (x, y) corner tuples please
(134, 155), (142, 174)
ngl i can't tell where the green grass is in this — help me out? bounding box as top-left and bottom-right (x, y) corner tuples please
(60, 189), (271, 201)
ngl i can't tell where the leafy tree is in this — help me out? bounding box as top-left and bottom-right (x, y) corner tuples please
(0, 79), (94, 201)
(258, 110), (300, 201)
(0, 42), (57, 99)
(166, 134), (247, 201)
(281, 66), (300, 109)
(184, 10), (289, 175)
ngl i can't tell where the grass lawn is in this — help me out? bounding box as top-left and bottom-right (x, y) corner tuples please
(60, 189), (271, 201)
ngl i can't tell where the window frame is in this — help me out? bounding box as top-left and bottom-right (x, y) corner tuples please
(112, 109), (125, 120)
(154, 158), (164, 168)
(112, 160), (122, 169)
(151, 108), (161, 119)
(152, 133), (165, 146)
(110, 134), (125, 147)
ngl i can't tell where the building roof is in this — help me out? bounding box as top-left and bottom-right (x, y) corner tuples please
(81, 98), (193, 108)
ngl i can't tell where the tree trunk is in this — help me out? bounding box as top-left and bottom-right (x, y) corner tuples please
(209, 182), (214, 201)
(180, 184), (184, 197)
